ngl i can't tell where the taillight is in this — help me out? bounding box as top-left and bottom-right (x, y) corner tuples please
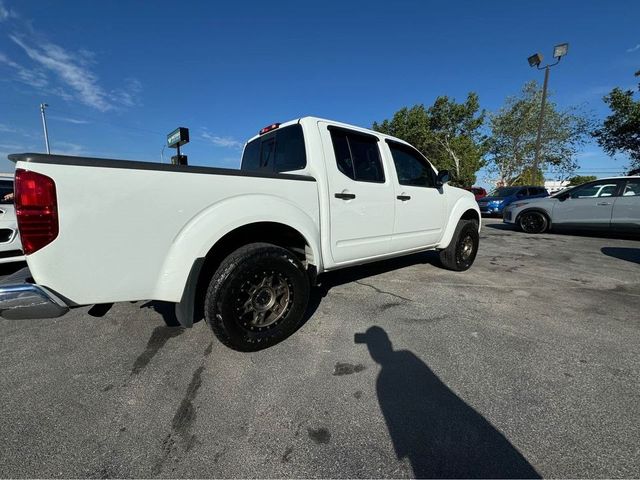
(14, 169), (59, 255)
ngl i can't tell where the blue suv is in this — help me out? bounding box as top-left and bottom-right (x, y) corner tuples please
(477, 185), (549, 216)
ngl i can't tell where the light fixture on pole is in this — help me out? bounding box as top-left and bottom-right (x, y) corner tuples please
(40, 103), (51, 154)
(528, 43), (569, 183)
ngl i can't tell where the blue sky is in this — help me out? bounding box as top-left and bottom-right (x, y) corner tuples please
(1, 0), (639, 186)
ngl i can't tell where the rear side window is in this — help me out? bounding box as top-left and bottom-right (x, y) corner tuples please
(623, 179), (640, 196)
(329, 128), (384, 183)
(387, 141), (435, 188)
(241, 124), (306, 173)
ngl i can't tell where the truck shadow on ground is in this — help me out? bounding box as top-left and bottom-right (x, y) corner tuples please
(303, 250), (440, 323)
(356, 326), (541, 479)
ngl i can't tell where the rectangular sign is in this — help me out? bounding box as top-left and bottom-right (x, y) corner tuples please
(167, 127), (189, 148)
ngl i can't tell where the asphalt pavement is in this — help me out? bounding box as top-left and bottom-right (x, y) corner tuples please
(0, 219), (639, 478)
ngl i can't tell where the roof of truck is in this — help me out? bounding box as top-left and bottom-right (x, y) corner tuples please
(244, 116), (412, 148)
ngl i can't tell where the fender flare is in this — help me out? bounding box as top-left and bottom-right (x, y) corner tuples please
(437, 198), (480, 249)
(153, 194), (321, 303)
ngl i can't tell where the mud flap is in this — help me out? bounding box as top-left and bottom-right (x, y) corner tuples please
(174, 257), (205, 328)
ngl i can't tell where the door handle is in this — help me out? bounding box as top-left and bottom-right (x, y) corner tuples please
(596, 202), (611, 206)
(396, 195), (411, 201)
(334, 192), (356, 200)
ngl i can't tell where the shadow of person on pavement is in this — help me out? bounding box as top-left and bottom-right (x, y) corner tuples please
(355, 326), (540, 479)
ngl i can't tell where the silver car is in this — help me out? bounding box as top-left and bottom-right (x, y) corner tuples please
(503, 176), (640, 234)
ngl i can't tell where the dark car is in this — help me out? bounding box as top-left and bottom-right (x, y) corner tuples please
(477, 185), (549, 216)
(465, 186), (487, 201)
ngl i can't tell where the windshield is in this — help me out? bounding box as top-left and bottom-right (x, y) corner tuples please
(489, 187), (520, 198)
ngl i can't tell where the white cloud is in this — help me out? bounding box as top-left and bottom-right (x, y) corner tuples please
(3, 30), (141, 111)
(0, 143), (26, 150)
(0, 123), (17, 133)
(0, 0), (17, 22)
(626, 44), (640, 53)
(54, 141), (89, 156)
(0, 51), (49, 88)
(110, 78), (142, 107)
(49, 115), (90, 125)
(200, 129), (244, 149)
(10, 34), (114, 111)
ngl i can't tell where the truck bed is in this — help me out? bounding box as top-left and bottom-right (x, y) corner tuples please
(9, 153), (319, 305)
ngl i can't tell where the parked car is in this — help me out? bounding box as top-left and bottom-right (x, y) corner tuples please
(0, 116), (480, 351)
(503, 176), (640, 233)
(465, 186), (487, 201)
(0, 174), (25, 264)
(477, 185), (549, 216)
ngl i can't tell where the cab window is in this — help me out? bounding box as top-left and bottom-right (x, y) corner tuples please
(241, 124), (307, 173)
(386, 141), (435, 187)
(329, 128), (385, 183)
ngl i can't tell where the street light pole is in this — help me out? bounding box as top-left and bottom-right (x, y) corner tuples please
(532, 65), (550, 175)
(527, 43), (569, 185)
(40, 103), (51, 154)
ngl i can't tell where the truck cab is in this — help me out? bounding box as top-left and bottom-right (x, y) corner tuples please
(240, 117), (478, 270)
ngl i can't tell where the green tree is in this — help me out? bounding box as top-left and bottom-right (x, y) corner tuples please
(487, 81), (592, 186)
(510, 167), (545, 186)
(567, 175), (597, 186)
(373, 93), (487, 187)
(593, 71), (640, 172)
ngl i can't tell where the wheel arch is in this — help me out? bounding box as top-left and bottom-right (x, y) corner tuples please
(153, 194), (321, 326)
(438, 197), (481, 249)
(516, 207), (552, 228)
(171, 220), (318, 328)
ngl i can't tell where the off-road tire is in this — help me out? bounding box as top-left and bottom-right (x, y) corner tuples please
(204, 242), (310, 351)
(439, 219), (479, 271)
(518, 211), (549, 234)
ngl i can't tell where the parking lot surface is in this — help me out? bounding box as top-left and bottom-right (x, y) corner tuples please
(1, 219), (639, 478)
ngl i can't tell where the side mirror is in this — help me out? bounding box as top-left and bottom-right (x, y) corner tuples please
(436, 170), (450, 187)
(557, 193), (570, 202)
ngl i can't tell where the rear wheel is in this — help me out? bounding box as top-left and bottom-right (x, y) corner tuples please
(204, 243), (310, 351)
(518, 211), (548, 234)
(439, 219), (479, 271)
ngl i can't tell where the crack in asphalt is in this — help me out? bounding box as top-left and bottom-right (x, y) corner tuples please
(355, 280), (413, 302)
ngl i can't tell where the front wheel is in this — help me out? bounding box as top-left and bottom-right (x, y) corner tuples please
(439, 219), (479, 271)
(518, 211), (548, 234)
(204, 243), (310, 351)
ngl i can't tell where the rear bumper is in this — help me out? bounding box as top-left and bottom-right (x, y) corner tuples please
(0, 268), (69, 320)
(0, 252), (26, 264)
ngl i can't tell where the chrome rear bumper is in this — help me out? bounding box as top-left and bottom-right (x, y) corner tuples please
(0, 268), (69, 320)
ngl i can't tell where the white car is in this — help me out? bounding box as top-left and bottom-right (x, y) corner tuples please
(0, 174), (25, 264)
(0, 117), (479, 350)
(503, 176), (640, 234)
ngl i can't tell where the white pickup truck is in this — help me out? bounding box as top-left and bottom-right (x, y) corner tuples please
(0, 117), (480, 350)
